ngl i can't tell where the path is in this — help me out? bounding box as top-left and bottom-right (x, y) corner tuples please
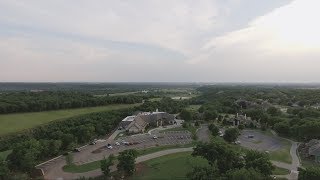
(197, 124), (210, 142)
(270, 130), (300, 180)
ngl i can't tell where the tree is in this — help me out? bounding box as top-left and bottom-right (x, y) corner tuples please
(192, 141), (244, 174)
(180, 109), (193, 121)
(208, 124), (219, 136)
(238, 124), (244, 130)
(274, 122), (290, 136)
(267, 107), (281, 116)
(7, 139), (42, 171)
(66, 153), (74, 166)
(223, 128), (239, 143)
(187, 166), (219, 180)
(204, 110), (218, 121)
(299, 167), (320, 180)
(0, 159), (9, 180)
(117, 149), (138, 176)
(226, 168), (264, 180)
(244, 150), (274, 176)
(101, 154), (115, 178)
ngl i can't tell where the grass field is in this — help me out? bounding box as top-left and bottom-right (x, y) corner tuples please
(131, 152), (208, 180)
(63, 161), (102, 173)
(0, 104), (140, 136)
(269, 139), (292, 164)
(273, 166), (290, 175)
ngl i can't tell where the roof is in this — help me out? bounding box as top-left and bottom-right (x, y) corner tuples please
(306, 139), (320, 147)
(309, 143), (320, 156)
(121, 116), (136, 122)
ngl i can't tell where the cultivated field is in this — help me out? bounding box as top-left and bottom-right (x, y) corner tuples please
(0, 104), (140, 136)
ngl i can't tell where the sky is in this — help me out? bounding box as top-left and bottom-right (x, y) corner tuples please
(0, 0), (319, 82)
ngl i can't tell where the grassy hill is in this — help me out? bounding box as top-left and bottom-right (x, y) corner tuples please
(0, 104), (139, 136)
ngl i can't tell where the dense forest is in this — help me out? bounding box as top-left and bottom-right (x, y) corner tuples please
(0, 91), (144, 114)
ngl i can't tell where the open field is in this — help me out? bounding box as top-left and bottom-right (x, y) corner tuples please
(131, 152), (208, 180)
(273, 166), (290, 175)
(0, 104), (140, 136)
(269, 139), (292, 164)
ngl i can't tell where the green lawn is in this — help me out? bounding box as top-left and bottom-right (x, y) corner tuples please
(269, 139), (292, 164)
(62, 143), (195, 173)
(300, 157), (320, 169)
(131, 152), (209, 180)
(63, 161), (102, 173)
(137, 143), (196, 156)
(0, 150), (12, 160)
(273, 166), (290, 175)
(0, 104), (140, 136)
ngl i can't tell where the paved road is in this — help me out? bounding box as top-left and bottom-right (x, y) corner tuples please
(268, 130), (300, 180)
(197, 124), (210, 142)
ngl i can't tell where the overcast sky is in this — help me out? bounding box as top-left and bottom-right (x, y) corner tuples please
(1, 0), (319, 82)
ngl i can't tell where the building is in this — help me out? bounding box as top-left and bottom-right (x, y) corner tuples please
(120, 110), (175, 134)
(300, 139), (320, 163)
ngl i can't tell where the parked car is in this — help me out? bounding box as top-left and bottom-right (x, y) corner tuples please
(178, 136), (184, 139)
(235, 141), (241, 145)
(153, 135), (158, 139)
(115, 142), (120, 146)
(247, 135), (254, 138)
(123, 142), (130, 145)
(73, 148), (81, 152)
(106, 144), (113, 149)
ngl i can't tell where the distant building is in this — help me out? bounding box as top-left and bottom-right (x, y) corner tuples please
(227, 113), (254, 127)
(120, 110), (175, 134)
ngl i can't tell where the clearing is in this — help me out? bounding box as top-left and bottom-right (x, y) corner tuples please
(0, 103), (139, 136)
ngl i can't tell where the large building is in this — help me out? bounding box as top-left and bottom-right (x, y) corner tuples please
(120, 110), (175, 133)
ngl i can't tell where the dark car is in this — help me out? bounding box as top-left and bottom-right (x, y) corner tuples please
(247, 135), (254, 138)
(73, 148), (81, 152)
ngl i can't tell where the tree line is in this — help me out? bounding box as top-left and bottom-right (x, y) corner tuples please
(0, 91), (144, 114)
(0, 108), (134, 174)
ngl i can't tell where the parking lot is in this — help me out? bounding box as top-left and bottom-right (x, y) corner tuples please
(67, 130), (192, 165)
(238, 130), (282, 152)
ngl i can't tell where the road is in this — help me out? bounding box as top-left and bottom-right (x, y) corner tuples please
(196, 124), (210, 142)
(270, 130), (300, 180)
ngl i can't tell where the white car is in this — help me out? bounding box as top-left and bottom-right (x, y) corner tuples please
(235, 141), (241, 145)
(115, 142), (120, 146)
(153, 135), (158, 139)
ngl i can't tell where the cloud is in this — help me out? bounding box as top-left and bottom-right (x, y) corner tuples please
(3, 0), (320, 82)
